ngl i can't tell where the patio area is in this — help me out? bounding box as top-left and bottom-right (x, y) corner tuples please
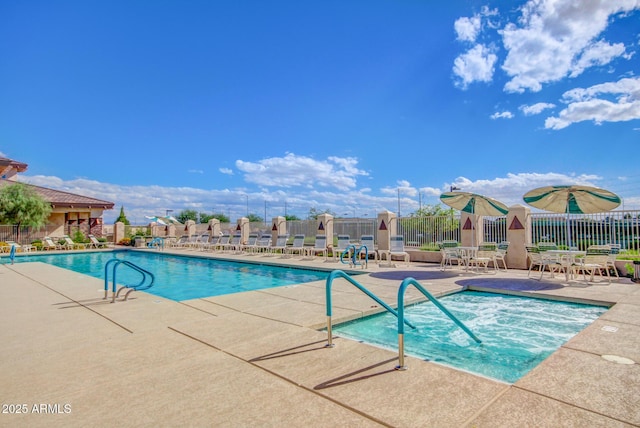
(1, 249), (639, 427)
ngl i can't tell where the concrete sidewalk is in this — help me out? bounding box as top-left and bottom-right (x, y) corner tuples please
(1, 255), (639, 427)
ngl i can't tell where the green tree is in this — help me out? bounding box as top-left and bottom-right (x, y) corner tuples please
(177, 209), (198, 223)
(247, 213), (263, 222)
(307, 207), (336, 220)
(212, 213), (230, 223)
(284, 214), (300, 221)
(0, 182), (52, 228)
(114, 206), (130, 225)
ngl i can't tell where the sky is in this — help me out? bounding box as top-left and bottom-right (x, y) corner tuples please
(1, 0), (639, 224)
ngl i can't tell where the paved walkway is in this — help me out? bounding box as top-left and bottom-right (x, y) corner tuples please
(1, 249), (639, 427)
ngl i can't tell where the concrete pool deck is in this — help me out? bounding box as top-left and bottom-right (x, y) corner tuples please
(1, 249), (639, 427)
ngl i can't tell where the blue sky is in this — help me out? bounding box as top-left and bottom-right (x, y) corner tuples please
(2, 0), (639, 223)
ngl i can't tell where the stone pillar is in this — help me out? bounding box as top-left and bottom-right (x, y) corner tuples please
(271, 216), (287, 246)
(460, 213), (482, 247)
(236, 217), (250, 244)
(184, 220), (196, 237)
(208, 219), (221, 237)
(505, 204), (531, 270)
(376, 211), (397, 252)
(150, 222), (164, 237)
(317, 214), (333, 248)
(166, 224), (176, 237)
(114, 221), (125, 245)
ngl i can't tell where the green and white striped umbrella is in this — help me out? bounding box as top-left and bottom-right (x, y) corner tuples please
(523, 185), (621, 214)
(440, 191), (509, 216)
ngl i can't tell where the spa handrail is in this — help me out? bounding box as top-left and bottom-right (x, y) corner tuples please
(395, 277), (481, 370)
(325, 270), (414, 347)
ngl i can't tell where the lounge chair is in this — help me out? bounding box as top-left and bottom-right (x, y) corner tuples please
(221, 233), (242, 253)
(266, 234), (289, 256)
(284, 234), (306, 258)
(63, 235), (86, 250)
(88, 234), (108, 248)
(306, 235), (328, 260)
(526, 245), (563, 280)
(379, 235), (410, 265)
(252, 233), (273, 255)
(42, 237), (62, 251)
(240, 233), (260, 253)
(358, 235), (377, 262)
(211, 233), (230, 252)
(332, 235), (352, 261)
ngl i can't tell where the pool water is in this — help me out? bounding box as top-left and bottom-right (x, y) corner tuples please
(14, 250), (330, 301)
(331, 291), (607, 383)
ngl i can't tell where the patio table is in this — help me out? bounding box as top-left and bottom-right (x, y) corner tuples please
(545, 250), (586, 281)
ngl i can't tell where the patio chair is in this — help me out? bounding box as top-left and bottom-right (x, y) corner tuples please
(439, 241), (464, 271)
(574, 245), (611, 283)
(537, 242), (558, 251)
(468, 243), (498, 273)
(284, 234), (306, 258)
(306, 235), (328, 260)
(88, 234), (108, 248)
(379, 235), (410, 266)
(494, 241), (509, 271)
(606, 244), (620, 279)
(526, 245), (564, 280)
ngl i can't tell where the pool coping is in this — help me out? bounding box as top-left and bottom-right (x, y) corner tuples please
(2, 247), (639, 426)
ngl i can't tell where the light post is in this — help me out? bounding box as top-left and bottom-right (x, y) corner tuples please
(165, 209), (173, 218)
(245, 194), (249, 217)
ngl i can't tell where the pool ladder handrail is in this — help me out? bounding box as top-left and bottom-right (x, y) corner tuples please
(104, 258), (155, 303)
(325, 270), (415, 348)
(339, 244), (368, 268)
(395, 277), (481, 370)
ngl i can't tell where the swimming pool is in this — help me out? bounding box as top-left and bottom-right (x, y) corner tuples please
(13, 250), (331, 301)
(331, 291), (607, 383)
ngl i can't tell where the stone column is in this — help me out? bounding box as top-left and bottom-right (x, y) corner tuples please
(505, 204), (531, 269)
(376, 211), (397, 252)
(271, 216), (287, 246)
(317, 214), (333, 248)
(184, 220), (196, 237)
(208, 219), (221, 237)
(114, 221), (125, 245)
(236, 217), (250, 244)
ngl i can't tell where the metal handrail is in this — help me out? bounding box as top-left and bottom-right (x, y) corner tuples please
(104, 258), (155, 303)
(396, 277), (481, 370)
(339, 244), (368, 268)
(325, 270), (414, 347)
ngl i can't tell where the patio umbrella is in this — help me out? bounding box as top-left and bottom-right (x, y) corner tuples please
(523, 185), (621, 247)
(145, 216), (168, 225)
(440, 191), (509, 246)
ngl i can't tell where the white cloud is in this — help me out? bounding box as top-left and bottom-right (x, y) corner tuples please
(453, 44), (498, 89)
(490, 110), (514, 119)
(520, 102), (556, 115)
(219, 168), (233, 175)
(545, 76), (640, 129)
(235, 153), (368, 192)
(188, 169), (204, 174)
(454, 15), (481, 42)
(500, 0), (639, 93)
